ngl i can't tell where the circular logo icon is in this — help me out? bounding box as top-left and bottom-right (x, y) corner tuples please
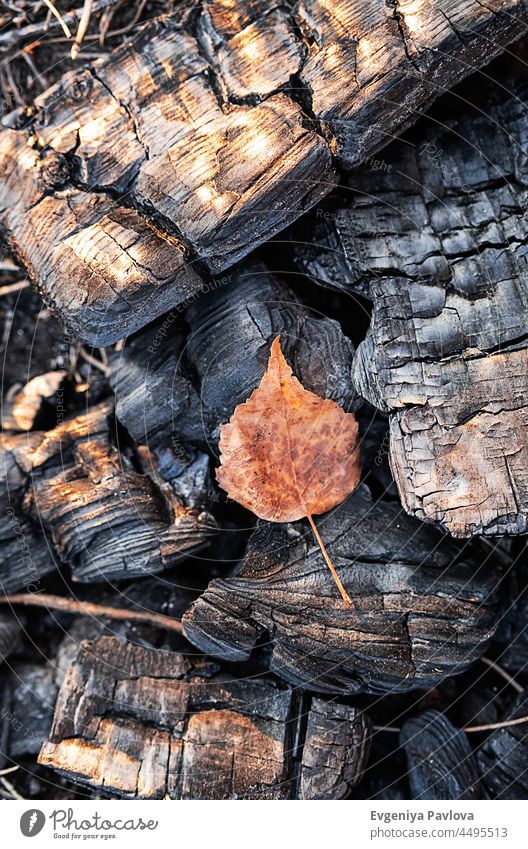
(20, 810), (46, 837)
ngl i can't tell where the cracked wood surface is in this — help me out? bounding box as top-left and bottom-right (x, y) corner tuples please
(182, 483), (502, 695)
(293, 71), (528, 536)
(110, 262), (358, 449)
(1, 0), (527, 343)
(477, 690), (528, 798)
(0, 401), (217, 584)
(38, 635), (372, 799)
(400, 710), (483, 799)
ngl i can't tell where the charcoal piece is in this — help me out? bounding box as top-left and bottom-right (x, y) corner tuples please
(0, 431), (58, 593)
(38, 635), (371, 799)
(2, 402), (217, 583)
(400, 710), (483, 799)
(183, 483), (501, 695)
(300, 698), (371, 799)
(292, 72), (528, 537)
(0, 612), (21, 662)
(109, 320), (203, 451)
(1, 0), (525, 342)
(185, 263), (359, 442)
(477, 691), (528, 799)
(6, 664), (58, 758)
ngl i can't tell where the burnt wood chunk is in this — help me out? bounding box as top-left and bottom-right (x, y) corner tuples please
(6, 664), (58, 758)
(0, 131), (204, 346)
(400, 710), (483, 799)
(38, 635), (371, 799)
(0, 431), (58, 593)
(1, 2), (527, 342)
(294, 0), (527, 166)
(1, 402), (216, 583)
(293, 74), (528, 536)
(0, 612), (21, 662)
(185, 264), (358, 441)
(182, 484), (501, 695)
(477, 691), (528, 799)
(300, 698), (371, 799)
(110, 264), (358, 448)
(108, 320), (212, 501)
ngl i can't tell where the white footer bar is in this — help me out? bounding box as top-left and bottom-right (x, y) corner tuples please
(3, 800), (525, 849)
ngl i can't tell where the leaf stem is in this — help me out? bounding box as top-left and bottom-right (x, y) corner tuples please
(307, 514), (352, 606)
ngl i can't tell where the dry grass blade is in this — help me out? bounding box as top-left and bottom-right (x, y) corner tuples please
(0, 593), (184, 635)
(71, 0), (93, 59)
(42, 0), (72, 37)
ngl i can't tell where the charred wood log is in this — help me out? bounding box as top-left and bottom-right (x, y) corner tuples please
(0, 612), (21, 662)
(477, 691), (528, 799)
(1, 401), (217, 583)
(300, 697), (372, 799)
(292, 72), (528, 537)
(110, 264), (358, 451)
(1, 2), (527, 343)
(182, 483), (502, 695)
(400, 710), (483, 799)
(0, 131), (207, 346)
(492, 560), (528, 676)
(185, 264), (359, 440)
(38, 635), (371, 799)
(292, 0), (527, 167)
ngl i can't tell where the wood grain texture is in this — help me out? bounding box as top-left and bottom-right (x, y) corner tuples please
(400, 710), (483, 799)
(1, 1), (526, 342)
(293, 73), (528, 536)
(182, 483), (502, 695)
(477, 691), (528, 799)
(38, 635), (372, 799)
(1, 401), (217, 584)
(110, 263), (358, 449)
(0, 430), (58, 593)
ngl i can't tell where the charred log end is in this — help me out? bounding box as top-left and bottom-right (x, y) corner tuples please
(37, 636), (371, 800)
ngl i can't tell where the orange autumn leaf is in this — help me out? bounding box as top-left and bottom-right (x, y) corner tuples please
(216, 336), (361, 605)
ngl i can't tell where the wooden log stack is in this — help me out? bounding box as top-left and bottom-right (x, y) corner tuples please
(0, 0), (527, 802)
(1, 0), (527, 343)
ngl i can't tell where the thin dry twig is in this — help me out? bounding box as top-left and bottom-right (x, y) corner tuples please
(71, 0), (93, 60)
(0, 1), (120, 51)
(42, 0), (72, 38)
(308, 514), (352, 606)
(0, 766), (19, 777)
(481, 655), (524, 694)
(0, 776), (25, 800)
(373, 715), (528, 735)
(79, 346), (110, 376)
(464, 716), (528, 733)
(0, 592), (184, 635)
(21, 51), (48, 89)
(4, 58), (24, 106)
(0, 279), (29, 297)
